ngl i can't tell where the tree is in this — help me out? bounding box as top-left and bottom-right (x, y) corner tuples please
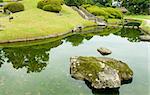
(64, 0), (94, 6)
(122, 0), (150, 14)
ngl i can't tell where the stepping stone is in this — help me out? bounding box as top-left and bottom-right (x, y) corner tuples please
(97, 47), (112, 55)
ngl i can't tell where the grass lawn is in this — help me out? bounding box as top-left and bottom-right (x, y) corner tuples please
(125, 15), (150, 34)
(107, 19), (122, 25)
(0, 0), (94, 42)
(125, 15), (150, 20)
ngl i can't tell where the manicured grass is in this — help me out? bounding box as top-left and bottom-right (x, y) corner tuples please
(0, 0), (94, 41)
(125, 15), (150, 20)
(107, 19), (122, 25)
(125, 15), (150, 34)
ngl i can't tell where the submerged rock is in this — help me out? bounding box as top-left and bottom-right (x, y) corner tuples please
(97, 48), (112, 55)
(70, 56), (133, 89)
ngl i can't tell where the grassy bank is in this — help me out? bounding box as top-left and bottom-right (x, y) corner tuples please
(125, 15), (150, 34)
(0, 0), (94, 42)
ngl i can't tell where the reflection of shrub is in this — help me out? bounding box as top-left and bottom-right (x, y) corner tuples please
(37, 0), (62, 13)
(4, 2), (24, 13)
(43, 4), (62, 13)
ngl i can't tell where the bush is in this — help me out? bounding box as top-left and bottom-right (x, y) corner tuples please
(85, 5), (123, 19)
(37, 0), (48, 9)
(95, 2), (104, 7)
(102, 8), (123, 19)
(43, 4), (62, 13)
(105, 3), (111, 7)
(37, 0), (63, 9)
(86, 6), (112, 19)
(82, 4), (91, 9)
(37, 0), (62, 12)
(0, 0), (3, 2)
(4, 2), (24, 13)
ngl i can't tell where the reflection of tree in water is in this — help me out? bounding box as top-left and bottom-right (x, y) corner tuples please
(85, 36), (93, 40)
(0, 27), (142, 72)
(114, 28), (141, 42)
(84, 27), (141, 42)
(65, 34), (93, 46)
(97, 27), (121, 37)
(65, 34), (84, 46)
(0, 49), (5, 67)
(1, 40), (63, 73)
(65, 27), (142, 47)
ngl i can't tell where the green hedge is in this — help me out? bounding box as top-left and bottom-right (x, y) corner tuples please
(37, 0), (62, 13)
(86, 6), (111, 19)
(37, 0), (48, 9)
(84, 5), (123, 19)
(4, 2), (24, 13)
(43, 4), (62, 13)
(102, 8), (123, 19)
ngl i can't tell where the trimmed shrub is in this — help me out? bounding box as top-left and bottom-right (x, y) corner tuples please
(102, 8), (123, 19)
(37, 0), (63, 13)
(4, 2), (24, 13)
(43, 4), (62, 13)
(82, 4), (91, 9)
(86, 6), (111, 19)
(85, 5), (123, 19)
(37, 0), (63, 9)
(37, 0), (48, 9)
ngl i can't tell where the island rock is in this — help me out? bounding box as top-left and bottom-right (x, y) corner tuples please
(70, 56), (133, 89)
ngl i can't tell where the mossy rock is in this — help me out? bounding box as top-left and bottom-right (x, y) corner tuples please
(70, 56), (133, 89)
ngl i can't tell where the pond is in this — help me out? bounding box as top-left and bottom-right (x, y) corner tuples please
(0, 27), (149, 95)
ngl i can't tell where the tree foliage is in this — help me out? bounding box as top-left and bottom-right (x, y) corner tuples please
(64, 0), (94, 6)
(122, 0), (150, 14)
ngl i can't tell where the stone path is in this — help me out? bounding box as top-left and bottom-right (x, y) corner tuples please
(72, 6), (107, 26)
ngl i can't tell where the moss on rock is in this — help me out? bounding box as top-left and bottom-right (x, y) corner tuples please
(70, 56), (133, 89)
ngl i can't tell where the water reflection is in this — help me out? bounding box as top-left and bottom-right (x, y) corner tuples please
(65, 34), (93, 46)
(114, 28), (141, 42)
(0, 40), (63, 73)
(85, 80), (119, 95)
(0, 27), (142, 73)
(0, 27), (147, 95)
(65, 34), (85, 46)
(0, 49), (5, 67)
(64, 27), (142, 47)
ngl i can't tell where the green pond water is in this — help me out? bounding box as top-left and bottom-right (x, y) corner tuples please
(0, 27), (149, 95)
